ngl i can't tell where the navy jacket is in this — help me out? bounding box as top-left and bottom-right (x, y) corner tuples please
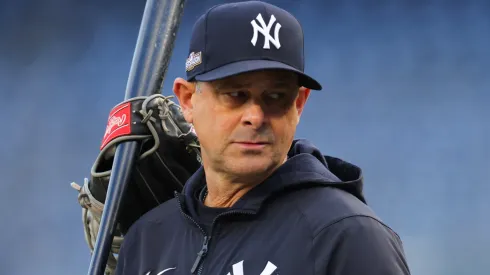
(115, 139), (411, 275)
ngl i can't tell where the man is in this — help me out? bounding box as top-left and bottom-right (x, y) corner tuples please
(115, 1), (411, 274)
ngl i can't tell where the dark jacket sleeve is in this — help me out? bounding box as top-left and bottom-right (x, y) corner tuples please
(114, 223), (139, 275)
(313, 215), (411, 275)
(113, 235), (130, 275)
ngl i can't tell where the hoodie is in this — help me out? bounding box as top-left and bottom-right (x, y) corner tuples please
(115, 139), (411, 275)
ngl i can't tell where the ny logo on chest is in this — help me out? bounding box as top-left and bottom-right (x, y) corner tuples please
(227, 260), (278, 275)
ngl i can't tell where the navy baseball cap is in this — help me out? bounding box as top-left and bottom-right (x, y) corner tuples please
(185, 1), (322, 90)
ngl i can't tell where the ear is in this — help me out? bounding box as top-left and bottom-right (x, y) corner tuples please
(295, 87), (311, 119)
(172, 77), (196, 124)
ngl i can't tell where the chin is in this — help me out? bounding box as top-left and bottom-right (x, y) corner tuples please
(227, 156), (280, 177)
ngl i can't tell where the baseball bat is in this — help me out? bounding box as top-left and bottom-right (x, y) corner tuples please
(87, 1), (187, 274)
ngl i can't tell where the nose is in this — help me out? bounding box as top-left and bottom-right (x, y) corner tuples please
(241, 102), (266, 129)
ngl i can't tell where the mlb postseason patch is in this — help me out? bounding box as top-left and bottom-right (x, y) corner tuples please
(186, 51), (202, 72)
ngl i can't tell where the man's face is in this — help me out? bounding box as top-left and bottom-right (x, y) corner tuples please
(174, 70), (311, 181)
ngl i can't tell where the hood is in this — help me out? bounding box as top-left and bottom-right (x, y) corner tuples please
(178, 139), (365, 216)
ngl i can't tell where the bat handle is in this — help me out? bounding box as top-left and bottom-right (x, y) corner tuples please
(87, 142), (139, 275)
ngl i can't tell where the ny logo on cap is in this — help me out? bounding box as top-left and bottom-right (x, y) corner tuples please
(250, 13), (281, 50)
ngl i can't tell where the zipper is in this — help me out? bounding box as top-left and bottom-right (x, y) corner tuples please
(175, 192), (208, 275)
(194, 210), (255, 274)
(191, 236), (210, 274)
(175, 192), (255, 275)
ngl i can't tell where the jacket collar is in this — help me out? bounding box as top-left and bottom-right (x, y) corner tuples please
(176, 139), (365, 220)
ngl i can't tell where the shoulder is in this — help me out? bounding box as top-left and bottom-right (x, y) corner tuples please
(127, 197), (182, 232)
(117, 198), (185, 259)
(283, 186), (384, 237)
(314, 215), (410, 274)
(287, 188), (410, 274)
(120, 197), (183, 247)
(114, 198), (186, 274)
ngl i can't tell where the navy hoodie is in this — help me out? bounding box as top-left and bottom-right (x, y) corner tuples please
(115, 139), (411, 275)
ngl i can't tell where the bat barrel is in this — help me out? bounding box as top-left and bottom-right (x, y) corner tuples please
(87, 1), (187, 275)
(125, 0), (186, 98)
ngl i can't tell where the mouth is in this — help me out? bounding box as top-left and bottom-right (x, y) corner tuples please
(232, 141), (270, 149)
(233, 140), (270, 145)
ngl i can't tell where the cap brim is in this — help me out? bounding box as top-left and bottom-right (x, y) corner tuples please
(192, 60), (322, 91)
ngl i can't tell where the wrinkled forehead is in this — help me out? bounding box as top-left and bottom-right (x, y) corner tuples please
(212, 70), (300, 90)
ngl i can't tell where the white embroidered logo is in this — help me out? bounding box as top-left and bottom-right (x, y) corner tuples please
(226, 260), (277, 275)
(104, 114), (126, 137)
(185, 51), (202, 71)
(145, 267), (176, 275)
(250, 13), (281, 50)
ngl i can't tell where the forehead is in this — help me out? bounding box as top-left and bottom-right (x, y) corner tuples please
(212, 70), (299, 89)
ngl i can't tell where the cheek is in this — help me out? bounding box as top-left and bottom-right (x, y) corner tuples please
(192, 105), (212, 141)
(193, 105), (236, 143)
(272, 113), (298, 142)
(216, 116), (236, 134)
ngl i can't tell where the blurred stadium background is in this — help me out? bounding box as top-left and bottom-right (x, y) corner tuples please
(0, 0), (488, 274)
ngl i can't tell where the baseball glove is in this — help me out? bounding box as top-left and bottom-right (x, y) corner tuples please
(70, 94), (202, 274)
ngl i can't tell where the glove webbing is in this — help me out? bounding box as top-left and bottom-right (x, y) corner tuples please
(71, 179), (121, 275)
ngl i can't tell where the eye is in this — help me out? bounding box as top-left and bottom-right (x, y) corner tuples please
(218, 90), (249, 107)
(228, 91), (241, 97)
(266, 92), (285, 100)
(226, 91), (248, 98)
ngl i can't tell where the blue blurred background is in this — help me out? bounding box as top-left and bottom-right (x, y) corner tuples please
(1, 0), (488, 274)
